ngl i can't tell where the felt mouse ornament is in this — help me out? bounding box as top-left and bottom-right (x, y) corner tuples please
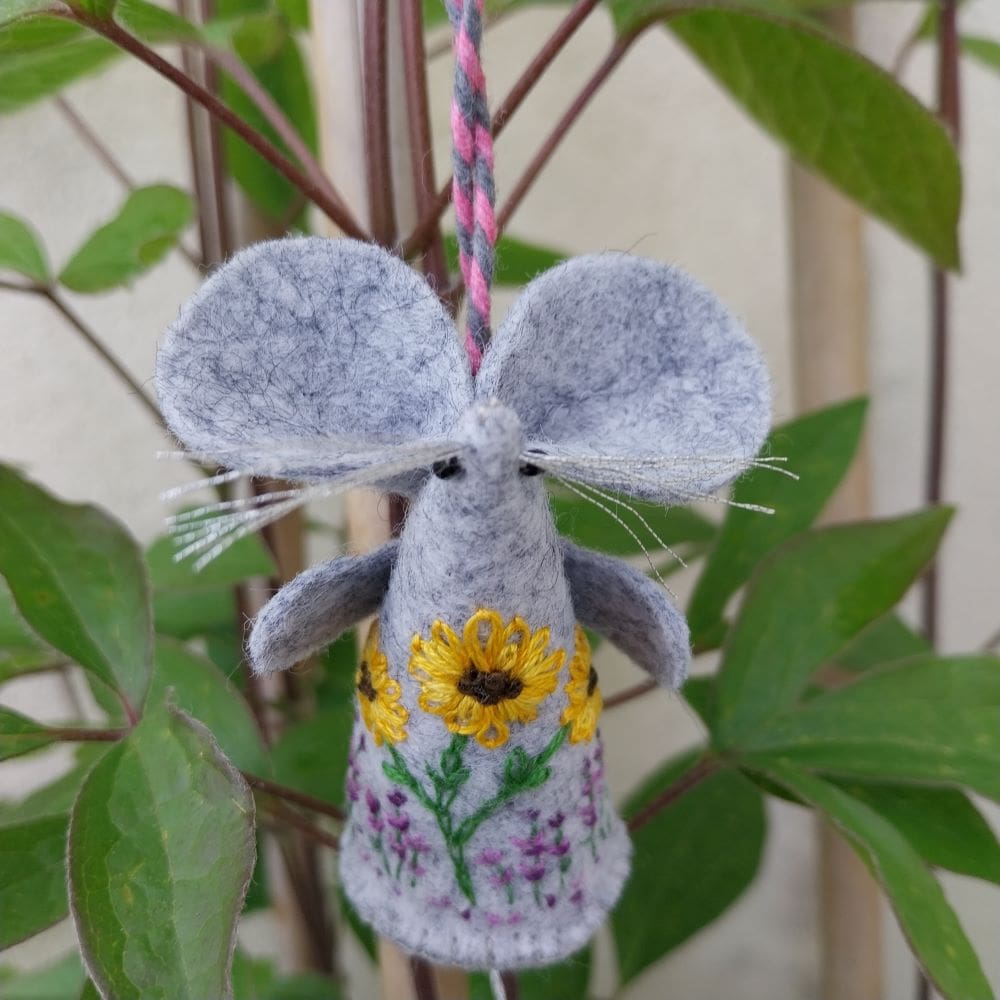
(155, 236), (771, 969)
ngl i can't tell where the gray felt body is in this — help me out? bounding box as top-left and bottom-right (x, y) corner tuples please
(561, 539), (689, 689)
(154, 237), (773, 969)
(248, 541), (397, 675)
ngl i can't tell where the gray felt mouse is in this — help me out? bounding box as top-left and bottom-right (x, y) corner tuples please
(155, 236), (771, 970)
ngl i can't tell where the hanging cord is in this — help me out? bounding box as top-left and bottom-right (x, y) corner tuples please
(447, 0), (497, 373)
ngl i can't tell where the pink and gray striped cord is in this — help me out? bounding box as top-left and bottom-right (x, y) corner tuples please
(447, 0), (497, 373)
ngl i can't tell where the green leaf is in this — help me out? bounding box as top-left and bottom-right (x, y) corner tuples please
(230, 951), (341, 999)
(0, 743), (107, 823)
(688, 398), (867, 643)
(0, 464), (152, 711)
(742, 655), (1000, 802)
(0, 1), (63, 28)
(667, 9), (961, 269)
(830, 611), (930, 674)
(114, 0), (202, 42)
(0, 14), (84, 52)
(0, 706), (53, 760)
(149, 638), (266, 773)
(714, 506), (953, 744)
(0, 813), (69, 947)
(146, 528), (275, 639)
(443, 233), (568, 286)
(58, 185), (193, 292)
(68, 698), (255, 1000)
(469, 950), (591, 1000)
(550, 487), (715, 557)
(835, 780), (1000, 884)
(961, 35), (1000, 72)
(763, 763), (992, 1000)
(221, 31), (316, 220)
(271, 707), (352, 809)
(338, 887), (376, 961)
(0, 211), (48, 281)
(0, 579), (58, 683)
(681, 674), (717, 730)
(0, 35), (118, 113)
(0, 953), (84, 1000)
(613, 752), (766, 983)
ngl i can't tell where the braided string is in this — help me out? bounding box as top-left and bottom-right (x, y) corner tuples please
(447, 0), (497, 373)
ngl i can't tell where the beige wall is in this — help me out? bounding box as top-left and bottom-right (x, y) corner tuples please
(1, 3), (997, 997)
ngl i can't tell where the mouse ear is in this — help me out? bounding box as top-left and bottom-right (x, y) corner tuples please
(156, 237), (472, 484)
(475, 254), (771, 503)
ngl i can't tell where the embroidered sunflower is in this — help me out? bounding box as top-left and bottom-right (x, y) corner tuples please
(356, 620), (408, 746)
(409, 610), (565, 749)
(561, 626), (601, 743)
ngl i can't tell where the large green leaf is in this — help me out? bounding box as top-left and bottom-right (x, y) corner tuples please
(688, 398), (866, 644)
(0, 1), (68, 28)
(743, 656), (1000, 801)
(0, 464), (152, 712)
(443, 233), (567, 286)
(113, 0), (202, 42)
(58, 185), (194, 293)
(764, 764), (992, 1000)
(0, 813), (69, 947)
(231, 951), (341, 999)
(830, 611), (930, 675)
(221, 25), (316, 220)
(146, 529), (275, 639)
(68, 699), (255, 1000)
(835, 780), (1000, 884)
(663, 9), (961, 269)
(0, 34), (118, 113)
(270, 707), (352, 809)
(0, 579), (58, 683)
(550, 488), (715, 557)
(714, 507), (952, 744)
(613, 752), (766, 983)
(0, 705), (53, 760)
(0, 211), (48, 282)
(961, 36), (1000, 73)
(469, 950), (591, 999)
(149, 638), (265, 773)
(0, 14), (84, 51)
(0, 743), (107, 823)
(0, 953), (85, 1000)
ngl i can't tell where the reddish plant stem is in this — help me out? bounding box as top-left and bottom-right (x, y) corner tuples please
(363, 0), (397, 246)
(398, 0), (450, 295)
(46, 726), (128, 742)
(243, 772), (346, 822)
(627, 755), (719, 833)
(922, 0), (961, 650)
(55, 96), (131, 189)
(501, 970), (521, 1000)
(63, 10), (367, 239)
(261, 798), (341, 852)
(496, 37), (633, 237)
(400, 0), (604, 259)
(410, 957), (439, 1000)
(604, 678), (658, 709)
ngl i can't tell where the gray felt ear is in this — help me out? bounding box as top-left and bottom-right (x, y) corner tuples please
(476, 253), (771, 502)
(249, 540), (398, 674)
(156, 238), (472, 482)
(561, 538), (689, 689)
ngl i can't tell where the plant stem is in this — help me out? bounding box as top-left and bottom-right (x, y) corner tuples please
(627, 754), (719, 833)
(398, 0), (449, 295)
(62, 9), (367, 240)
(410, 956), (439, 1000)
(604, 678), (657, 709)
(260, 799), (340, 851)
(501, 971), (520, 1000)
(921, 0), (961, 653)
(45, 726), (128, 742)
(55, 96), (131, 189)
(362, 0), (396, 247)
(243, 772), (346, 822)
(401, 0), (604, 259)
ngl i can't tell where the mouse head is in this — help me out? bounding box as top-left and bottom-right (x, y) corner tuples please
(155, 238), (770, 561)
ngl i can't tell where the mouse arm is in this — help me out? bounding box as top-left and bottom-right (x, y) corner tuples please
(249, 540), (399, 675)
(561, 539), (689, 690)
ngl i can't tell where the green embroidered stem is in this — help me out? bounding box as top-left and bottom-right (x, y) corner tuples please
(381, 726), (570, 905)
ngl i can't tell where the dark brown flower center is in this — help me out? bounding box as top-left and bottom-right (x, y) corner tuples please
(587, 666), (599, 697)
(357, 661), (377, 702)
(457, 665), (524, 706)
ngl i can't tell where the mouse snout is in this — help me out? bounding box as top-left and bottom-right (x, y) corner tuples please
(455, 400), (525, 478)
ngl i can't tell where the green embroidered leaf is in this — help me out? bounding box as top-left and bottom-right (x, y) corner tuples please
(714, 507), (952, 744)
(741, 655), (1000, 802)
(68, 699), (255, 1000)
(688, 398), (867, 644)
(0, 211), (48, 282)
(614, 751), (766, 982)
(763, 764), (992, 1000)
(0, 813), (69, 947)
(58, 185), (193, 292)
(0, 463), (152, 712)
(667, 9), (961, 269)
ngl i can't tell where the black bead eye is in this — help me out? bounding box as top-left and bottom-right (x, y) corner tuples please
(432, 457), (463, 480)
(519, 462), (542, 477)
